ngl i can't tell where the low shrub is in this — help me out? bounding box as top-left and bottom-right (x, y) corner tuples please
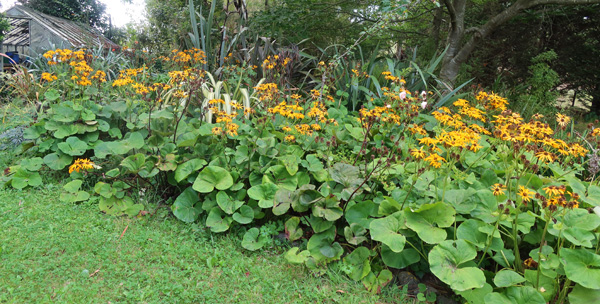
(2, 47), (600, 303)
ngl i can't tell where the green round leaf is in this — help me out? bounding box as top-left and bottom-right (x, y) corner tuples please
(429, 240), (485, 291)
(216, 191), (244, 214)
(20, 157), (44, 171)
(284, 247), (310, 264)
(569, 284), (600, 304)
(247, 182), (279, 208)
(43, 152), (72, 170)
(370, 214), (406, 253)
(232, 205), (254, 224)
(561, 248), (600, 289)
(192, 166), (234, 193)
(206, 207), (231, 232)
(58, 136), (89, 156)
(242, 228), (266, 251)
(343, 247), (371, 281)
(285, 217), (303, 241)
(404, 202), (455, 244)
(63, 180), (83, 193)
(171, 187), (201, 223)
(174, 158), (207, 183)
(494, 270), (526, 287)
(381, 245), (420, 269)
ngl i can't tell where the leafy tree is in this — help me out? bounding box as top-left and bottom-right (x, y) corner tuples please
(18, 0), (108, 30)
(0, 13), (10, 42)
(437, 0), (600, 85)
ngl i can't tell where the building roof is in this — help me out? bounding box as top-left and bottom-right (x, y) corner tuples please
(3, 5), (118, 50)
(2, 15), (30, 47)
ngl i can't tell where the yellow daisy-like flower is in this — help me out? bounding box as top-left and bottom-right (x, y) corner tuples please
(491, 183), (506, 196)
(410, 147), (426, 159)
(556, 113), (571, 128)
(535, 151), (555, 163)
(517, 186), (535, 203)
(543, 185), (565, 197)
(212, 127), (223, 135)
(284, 135), (295, 142)
(423, 153), (445, 168)
(68, 158), (95, 174)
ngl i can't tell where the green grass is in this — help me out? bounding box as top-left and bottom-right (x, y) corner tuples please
(0, 103), (408, 303)
(0, 185), (408, 303)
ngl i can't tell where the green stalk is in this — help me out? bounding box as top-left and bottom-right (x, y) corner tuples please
(535, 216), (551, 288)
(478, 217), (501, 266)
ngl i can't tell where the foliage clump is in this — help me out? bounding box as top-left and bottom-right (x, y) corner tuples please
(2, 46), (600, 303)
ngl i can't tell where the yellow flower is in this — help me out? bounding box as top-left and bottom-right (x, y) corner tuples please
(226, 123), (239, 136)
(410, 147), (426, 159)
(284, 135), (295, 142)
(69, 158), (95, 174)
(41, 72), (57, 82)
(282, 126), (292, 132)
(517, 186), (535, 203)
(543, 185), (565, 197)
(423, 153), (445, 168)
(212, 127), (222, 135)
(535, 151), (555, 163)
(556, 113), (571, 128)
(491, 183), (506, 196)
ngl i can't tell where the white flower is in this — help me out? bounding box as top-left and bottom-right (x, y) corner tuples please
(421, 91), (427, 98)
(399, 91), (406, 100)
(421, 101), (427, 109)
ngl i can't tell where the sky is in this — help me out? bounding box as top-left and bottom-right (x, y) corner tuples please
(1, 0), (147, 27)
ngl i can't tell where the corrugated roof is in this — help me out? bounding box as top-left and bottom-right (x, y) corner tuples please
(4, 5), (119, 49)
(2, 16), (30, 46)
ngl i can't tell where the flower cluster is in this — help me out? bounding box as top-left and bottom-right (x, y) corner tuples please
(41, 72), (57, 82)
(68, 158), (95, 174)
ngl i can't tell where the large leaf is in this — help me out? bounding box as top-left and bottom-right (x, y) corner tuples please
(247, 182), (279, 208)
(381, 245), (420, 269)
(174, 159), (207, 182)
(206, 207), (231, 232)
(404, 202), (455, 244)
(216, 191), (244, 214)
(370, 213), (406, 253)
(120, 153), (146, 173)
(241, 228), (267, 251)
(307, 227), (343, 262)
(561, 248), (600, 289)
(192, 166), (234, 193)
(345, 200), (377, 229)
(343, 247), (371, 281)
(429, 240), (485, 291)
(43, 152), (73, 171)
(362, 270), (393, 294)
(457, 219), (503, 251)
(329, 162), (361, 188)
(172, 187), (201, 223)
(569, 284), (600, 304)
(493, 270), (526, 287)
(57, 136), (89, 156)
(278, 154), (300, 175)
(285, 217), (303, 241)
(284, 247), (311, 264)
(20, 158), (44, 171)
(232, 205), (254, 224)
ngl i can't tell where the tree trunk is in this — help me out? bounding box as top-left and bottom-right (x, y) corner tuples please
(431, 6), (444, 51)
(590, 89), (600, 115)
(438, 0), (600, 87)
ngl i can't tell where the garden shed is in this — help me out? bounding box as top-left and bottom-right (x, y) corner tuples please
(1, 5), (118, 60)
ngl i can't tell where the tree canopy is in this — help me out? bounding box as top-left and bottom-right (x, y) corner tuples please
(18, 0), (108, 30)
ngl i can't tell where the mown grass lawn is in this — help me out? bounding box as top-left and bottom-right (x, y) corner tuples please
(0, 184), (407, 303)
